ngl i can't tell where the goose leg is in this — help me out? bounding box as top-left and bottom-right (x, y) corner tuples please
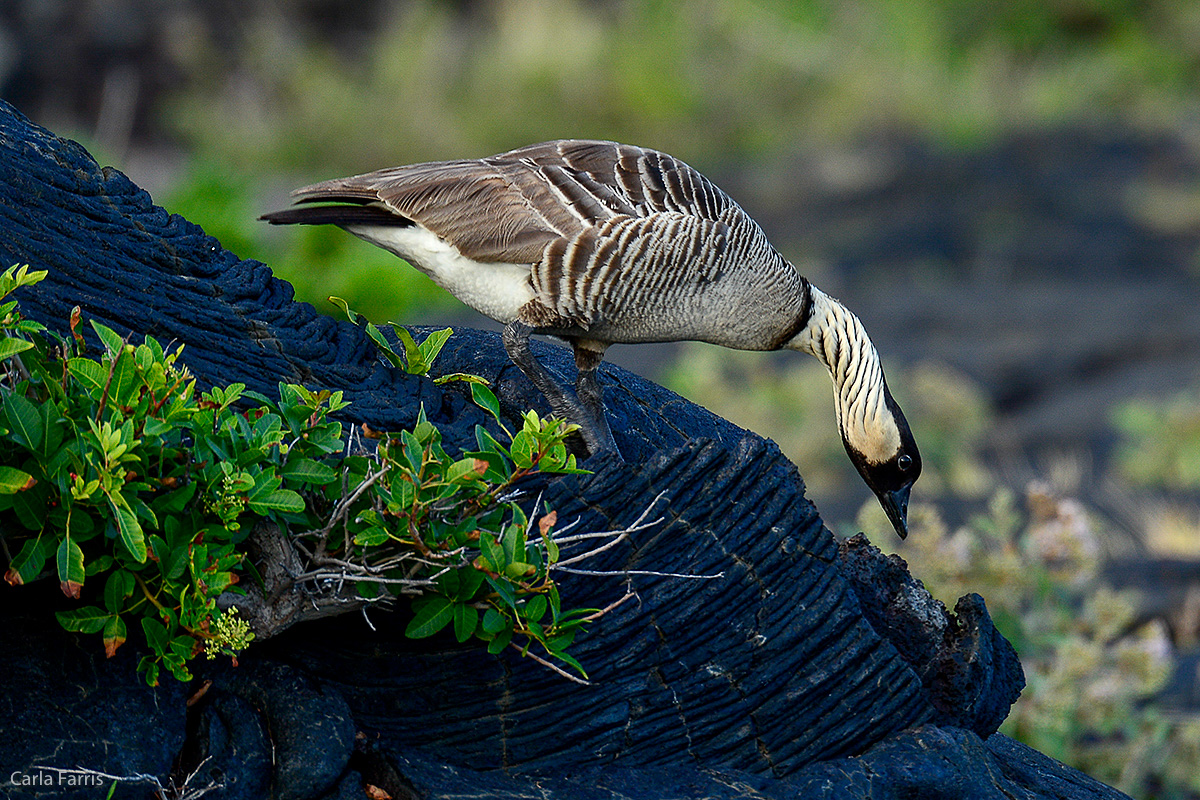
(501, 321), (616, 456)
(572, 342), (617, 454)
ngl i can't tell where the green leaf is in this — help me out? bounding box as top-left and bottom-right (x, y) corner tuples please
(549, 649), (587, 678)
(4, 535), (52, 584)
(152, 481), (198, 515)
(486, 627), (513, 654)
(56, 606), (109, 634)
(481, 607), (508, 634)
(509, 430), (535, 469)
(353, 526), (391, 547)
(546, 629), (579, 653)
(247, 470), (281, 498)
(139, 658), (160, 687)
(37, 398), (63, 459)
(282, 457), (338, 485)
(0, 465), (35, 493)
(452, 603), (478, 643)
(110, 498), (147, 563)
(67, 357), (107, 393)
(0, 265), (47, 294)
(56, 536), (85, 598)
(131, 496), (159, 530)
(141, 617), (169, 652)
(405, 596), (455, 639)
(108, 351), (138, 407)
(479, 532), (505, 572)
(485, 574), (518, 611)
(393, 327), (426, 374)
(400, 429), (424, 473)
(504, 561), (536, 579)
(84, 554), (113, 577)
(542, 530), (560, 564)
(103, 615), (127, 658)
(470, 382), (502, 422)
(365, 323), (407, 371)
(142, 417), (174, 437)
(433, 372), (489, 385)
(0, 335), (33, 360)
(4, 392), (43, 452)
(247, 488), (306, 515)
(524, 594), (548, 623)
(474, 425), (510, 458)
(463, 449), (510, 483)
(170, 635), (196, 661)
(134, 342), (154, 372)
(446, 457), (485, 484)
(416, 328), (453, 366)
(328, 295), (360, 323)
(104, 570), (136, 614)
(90, 319), (125, 356)
(502, 519), (526, 564)
(11, 480), (47, 530)
(457, 567), (485, 601)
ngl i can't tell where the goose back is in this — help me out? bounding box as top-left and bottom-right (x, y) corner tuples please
(289, 140), (811, 349)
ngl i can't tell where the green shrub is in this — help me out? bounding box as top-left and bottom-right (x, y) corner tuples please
(0, 266), (598, 684)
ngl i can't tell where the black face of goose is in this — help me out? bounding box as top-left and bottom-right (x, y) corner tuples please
(842, 393), (921, 539)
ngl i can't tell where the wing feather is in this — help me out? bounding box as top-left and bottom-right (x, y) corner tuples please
(272, 140), (746, 273)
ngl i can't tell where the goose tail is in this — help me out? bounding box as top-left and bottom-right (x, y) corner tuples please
(260, 204), (410, 228)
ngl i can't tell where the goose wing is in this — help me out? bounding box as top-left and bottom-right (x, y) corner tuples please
(493, 140), (739, 223)
(278, 140), (741, 265)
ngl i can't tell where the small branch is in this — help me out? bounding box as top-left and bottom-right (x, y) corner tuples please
(296, 571), (434, 588)
(36, 761), (225, 799)
(553, 533), (633, 567)
(551, 491), (668, 546)
(511, 644), (591, 686)
(554, 567), (725, 579)
(580, 589), (637, 622)
(300, 465), (388, 552)
(38, 766), (161, 790)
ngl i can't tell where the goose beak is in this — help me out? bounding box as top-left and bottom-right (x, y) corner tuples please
(878, 486), (911, 540)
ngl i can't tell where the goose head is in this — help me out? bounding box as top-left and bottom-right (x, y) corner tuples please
(837, 381), (921, 539)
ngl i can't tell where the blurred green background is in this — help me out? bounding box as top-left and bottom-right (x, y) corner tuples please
(6, 1), (1200, 796)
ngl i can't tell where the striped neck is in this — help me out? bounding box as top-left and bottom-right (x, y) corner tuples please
(787, 287), (900, 465)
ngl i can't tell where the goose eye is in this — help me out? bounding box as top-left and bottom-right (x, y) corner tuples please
(897, 454), (913, 471)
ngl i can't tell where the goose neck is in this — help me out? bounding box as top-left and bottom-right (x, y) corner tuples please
(788, 288), (898, 463)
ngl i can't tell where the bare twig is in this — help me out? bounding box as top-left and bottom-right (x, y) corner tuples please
(511, 644), (591, 686)
(301, 465), (388, 550)
(37, 759), (224, 800)
(555, 567), (725, 579)
(551, 491), (668, 546)
(553, 508), (665, 567)
(580, 589), (637, 622)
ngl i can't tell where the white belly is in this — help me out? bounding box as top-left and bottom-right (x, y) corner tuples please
(347, 224), (536, 323)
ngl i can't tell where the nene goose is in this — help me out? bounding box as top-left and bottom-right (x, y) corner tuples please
(262, 140), (921, 538)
